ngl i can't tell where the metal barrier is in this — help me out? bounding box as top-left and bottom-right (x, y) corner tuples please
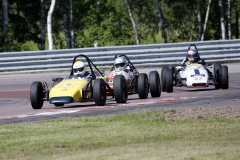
(0, 39), (240, 74)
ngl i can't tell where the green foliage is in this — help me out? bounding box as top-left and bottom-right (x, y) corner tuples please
(1, 0), (240, 52)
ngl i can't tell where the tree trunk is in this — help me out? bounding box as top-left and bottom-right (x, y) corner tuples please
(62, 0), (70, 49)
(69, 0), (75, 48)
(219, 0), (226, 40)
(157, 0), (167, 43)
(197, 0), (202, 41)
(201, 0), (211, 41)
(47, 0), (56, 50)
(96, 0), (101, 10)
(236, 10), (239, 39)
(2, 0), (10, 51)
(40, 0), (45, 50)
(227, 0), (231, 39)
(124, 0), (140, 45)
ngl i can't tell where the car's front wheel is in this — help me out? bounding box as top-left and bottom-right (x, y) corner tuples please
(30, 81), (44, 109)
(114, 75), (128, 103)
(94, 78), (106, 106)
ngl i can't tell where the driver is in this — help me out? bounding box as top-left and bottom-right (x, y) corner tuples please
(182, 48), (205, 66)
(114, 56), (128, 71)
(73, 61), (92, 80)
(109, 56), (137, 82)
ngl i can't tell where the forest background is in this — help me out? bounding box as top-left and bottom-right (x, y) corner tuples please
(1, 0), (240, 52)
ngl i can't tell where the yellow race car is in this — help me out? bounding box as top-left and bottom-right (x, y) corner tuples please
(30, 54), (112, 109)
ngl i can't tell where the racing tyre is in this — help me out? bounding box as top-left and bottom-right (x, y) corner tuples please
(221, 66), (229, 89)
(30, 81), (44, 109)
(149, 71), (161, 97)
(94, 79), (106, 106)
(161, 67), (169, 92)
(114, 75), (128, 103)
(214, 63), (222, 89)
(166, 68), (173, 93)
(138, 73), (149, 99)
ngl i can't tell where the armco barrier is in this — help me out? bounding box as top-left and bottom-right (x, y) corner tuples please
(0, 39), (240, 74)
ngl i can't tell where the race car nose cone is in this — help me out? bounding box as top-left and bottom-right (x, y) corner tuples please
(49, 96), (74, 104)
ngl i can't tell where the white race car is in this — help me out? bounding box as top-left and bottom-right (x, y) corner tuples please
(161, 63), (229, 93)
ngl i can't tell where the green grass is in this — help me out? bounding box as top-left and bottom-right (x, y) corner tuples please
(0, 110), (240, 160)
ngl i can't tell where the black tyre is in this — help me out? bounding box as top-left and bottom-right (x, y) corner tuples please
(138, 73), (149, 99)
(94, 78), (106, 106)
(214, 63), (222, 89)
(114, 75), (128, 103)
(149, 71), (161, 97)
(161, 67), (169, 92)
(221, 66), (229, 89)
(30, 81), (44, 109)
(166, 68), (173, 93)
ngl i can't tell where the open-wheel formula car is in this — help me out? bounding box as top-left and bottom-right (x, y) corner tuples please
(161, 45), (229, 93)
(30, 54), (112, 109)
(107, 54), (161, 103)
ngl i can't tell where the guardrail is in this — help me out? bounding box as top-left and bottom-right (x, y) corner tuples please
(1, 39), (240, 74)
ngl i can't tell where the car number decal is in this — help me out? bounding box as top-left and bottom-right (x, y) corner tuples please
(64, 83), (74, 86)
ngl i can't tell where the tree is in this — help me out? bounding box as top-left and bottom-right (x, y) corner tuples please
(157, 0), (167, 43)
(197, 0), (202, 40)
(219, 0), (226, 40)
(69, 0), (75, 48)
(201, 0), (211, 41)
(47, 0), (56, 50)
(236, 11), (239, 38)
(2, 0), (10, 51)
(124, 0), (140, 45)
(227, 0), (231, 39)
(62, 0), (70, 48)
(40, 0), (45, 50)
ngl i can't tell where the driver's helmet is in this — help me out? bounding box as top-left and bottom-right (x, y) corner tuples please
(73, 61), (86, 76)
(187, 49), (199, 63)
(114, 56), (127, 71)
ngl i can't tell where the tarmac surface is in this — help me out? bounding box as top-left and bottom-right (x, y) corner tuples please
(0, 63), (239, 124)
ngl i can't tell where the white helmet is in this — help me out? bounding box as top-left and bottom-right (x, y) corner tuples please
(114, 56), (127, 71)
(73, 61), (86, 76)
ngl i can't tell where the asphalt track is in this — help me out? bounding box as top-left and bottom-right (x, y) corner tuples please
(0, 64), (239, 124)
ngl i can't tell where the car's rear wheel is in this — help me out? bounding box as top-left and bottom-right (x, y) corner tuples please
(114, 75), (128, 103)
(161, 67), (169, 92)
(166, 68), (173, 93)
(94, 78), (106, 106)
(214, 63), (222, 89)
(30, 81), (44, 109)
(138, 73), (149, 99)
(149, 71), (161, 97)
(221, 66), (229, 89)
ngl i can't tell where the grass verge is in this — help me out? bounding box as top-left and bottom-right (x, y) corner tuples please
(0, 110), (240, 160)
